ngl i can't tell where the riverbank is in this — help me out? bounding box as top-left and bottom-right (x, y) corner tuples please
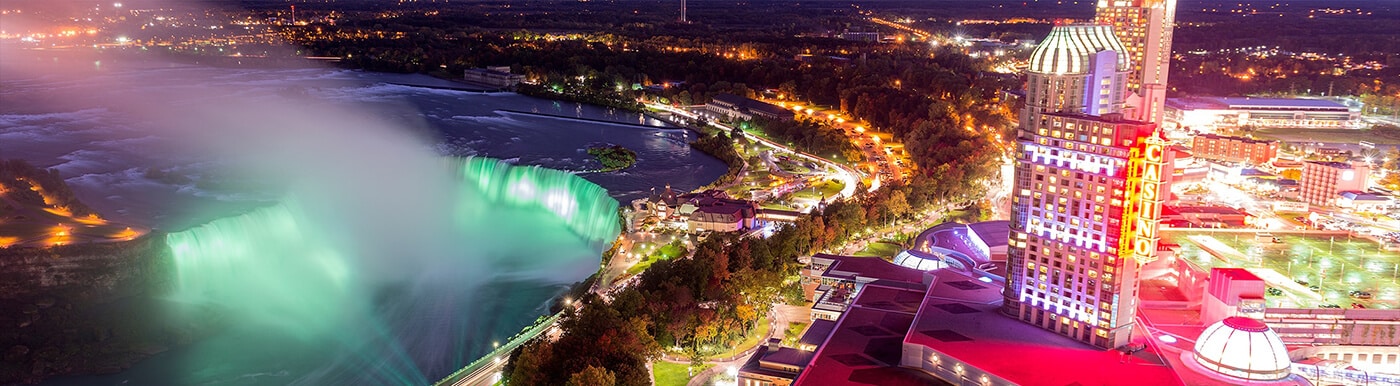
(0, 236), (221, 385)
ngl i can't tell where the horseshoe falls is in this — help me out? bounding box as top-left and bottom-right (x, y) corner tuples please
(160, 157), (618, 385)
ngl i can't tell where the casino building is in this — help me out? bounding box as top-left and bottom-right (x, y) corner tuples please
(1004, 22), (1169, 349)
(1020, 25), (1132, 132)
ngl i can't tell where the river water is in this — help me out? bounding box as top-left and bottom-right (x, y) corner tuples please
(0, 60), (725, 230)
(1, 58), (724, 385)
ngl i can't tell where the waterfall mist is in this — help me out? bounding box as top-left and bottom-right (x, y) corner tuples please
(2, 12), (620, 385)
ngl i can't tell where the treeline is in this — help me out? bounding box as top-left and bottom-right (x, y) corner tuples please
(587, 145), (638, 171)
(0, 159), (96, 218)
(504, 164), (985, 384)
(689, 130), (744, 190)
(505, 226), (813, 385)
(289, 15), (1014, 181)
(516, 83), (643, 112)
(1171, 51), (1400, 99)
(748, 118), (862, 162)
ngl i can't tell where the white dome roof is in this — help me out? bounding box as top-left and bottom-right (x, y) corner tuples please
(1027, 24), (1131, 75)
(1192, 317), (1293, 381)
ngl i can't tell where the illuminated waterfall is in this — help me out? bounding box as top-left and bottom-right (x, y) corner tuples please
(162, 157), (620, 385)
(450, 156), (620, 242)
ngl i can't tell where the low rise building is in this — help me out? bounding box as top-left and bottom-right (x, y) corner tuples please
(1300, 161), (1371, 207)
(705, 93), (794, 122)
(463, 67), (524, 88)
(837, 31), (880, 42)
(1336, 191), (1392, 212)
(1161, 205), (1256, 228)
(631, 188), (759, 233)
(736, 339), (814, 386)
(1166, 97), (1360, 131)
(1191, 134), (1279, 165)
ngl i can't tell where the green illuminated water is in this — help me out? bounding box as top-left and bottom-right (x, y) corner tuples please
(450, 156), (620, 241)
(158, 157), (618, 385)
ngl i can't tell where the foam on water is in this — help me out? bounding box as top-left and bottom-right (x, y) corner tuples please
(162, 157), (619, 384)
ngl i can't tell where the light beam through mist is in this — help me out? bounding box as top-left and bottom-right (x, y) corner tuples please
(164, 157), (619, 384)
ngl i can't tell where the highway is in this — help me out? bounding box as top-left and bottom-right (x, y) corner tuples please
(433, 314), (562, 386)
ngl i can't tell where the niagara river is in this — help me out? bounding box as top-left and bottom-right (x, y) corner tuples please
(0, 59), (725, 385)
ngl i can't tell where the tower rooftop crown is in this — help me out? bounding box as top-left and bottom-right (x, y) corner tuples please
(1028, 24), (1131, 75)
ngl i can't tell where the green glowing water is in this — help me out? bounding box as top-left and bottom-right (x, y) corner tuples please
(162, 157), (619, 384)
(450, 156), (620, 241)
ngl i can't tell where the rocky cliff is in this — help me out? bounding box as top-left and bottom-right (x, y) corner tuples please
(0, 236), (205, 385)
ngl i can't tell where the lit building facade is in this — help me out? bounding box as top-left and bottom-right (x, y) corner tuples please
(1007, 23), (1165, 349)
(1020, 24), (1132, 130)
(1095, 0), (1177, 125)
(1165, 97), (1361, 130)
(1004, 112), (1167, 349)
(1190, 134), (1279, 165)
(1299, 161), (1370, 207)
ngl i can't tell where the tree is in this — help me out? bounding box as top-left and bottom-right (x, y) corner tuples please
(565, 365), (616, 386)
(508, 341), (554, 385)
(881, 190), (911, 224)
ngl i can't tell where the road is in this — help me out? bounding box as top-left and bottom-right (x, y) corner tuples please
(646, 101), (862, 200)
(435, 314), (562, 386)
(753, 97), (912, 189)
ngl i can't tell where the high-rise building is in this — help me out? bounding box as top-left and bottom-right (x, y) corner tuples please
(1004, 112), (1167, 349)
(1005, 24), (1167, 349)
(679, 0), (687, 23)
(1021, 25), (1132, 131)
(1096, 0), (1178, 125)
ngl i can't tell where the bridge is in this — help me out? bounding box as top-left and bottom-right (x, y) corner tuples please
(432, 312), (562, 386)
(497, 109), (684, 130)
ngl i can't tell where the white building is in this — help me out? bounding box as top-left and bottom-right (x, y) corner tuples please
(1165, 97), (1361, 131)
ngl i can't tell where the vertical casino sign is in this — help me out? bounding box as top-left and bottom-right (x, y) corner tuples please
(1119, 133), (1167, 265)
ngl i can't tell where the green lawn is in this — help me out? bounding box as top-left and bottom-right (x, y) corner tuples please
(761, 202), (801, 211)
(654, 361), (713, 386)
(782, 322), (809, 346)
(626, 241), (688, 275)
(723, 170), (776, 199)
(791, 180), (844, 201)
(707, 321), (771, 360)
(853, 241), (903, 260)
(774, 160), (812, 175)
(944, 209), (982, 224)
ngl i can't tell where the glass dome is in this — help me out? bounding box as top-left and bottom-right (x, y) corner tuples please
(1192, 317), (1293, 381)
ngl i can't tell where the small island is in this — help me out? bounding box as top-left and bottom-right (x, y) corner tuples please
(587, 145), (638, 171)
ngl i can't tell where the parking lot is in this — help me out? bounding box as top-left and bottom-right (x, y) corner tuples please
(1166, 230), (1400, 309)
